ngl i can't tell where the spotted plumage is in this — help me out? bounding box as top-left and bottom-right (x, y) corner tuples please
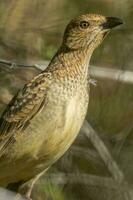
(0, 13), (123, 198)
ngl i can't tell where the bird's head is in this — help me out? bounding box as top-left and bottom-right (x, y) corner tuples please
(62, 13), (123, 51)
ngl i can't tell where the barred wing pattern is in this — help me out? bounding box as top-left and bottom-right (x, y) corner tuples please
(0, 72), (52, 156)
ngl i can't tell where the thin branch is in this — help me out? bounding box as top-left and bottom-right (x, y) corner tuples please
(0, 187), (26, 200)
(45, 173), (129, 191)
(90, 66), (133, 84)
(82, 120), (125, 183)
(0, 59), (133, 84)
(113, 124), (133, 158)
(82, 120), (133, 199)
(71, 146), (103, 166)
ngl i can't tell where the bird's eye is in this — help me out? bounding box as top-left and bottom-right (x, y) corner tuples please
(80, 21), (90, 29)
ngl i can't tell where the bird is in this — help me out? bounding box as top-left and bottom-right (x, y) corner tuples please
(0, 13), (123, 199)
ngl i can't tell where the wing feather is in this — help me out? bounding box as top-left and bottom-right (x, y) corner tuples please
(0, 72), (51, 155)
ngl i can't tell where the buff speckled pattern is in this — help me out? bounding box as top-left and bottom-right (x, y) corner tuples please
(0, 13), (122, 199)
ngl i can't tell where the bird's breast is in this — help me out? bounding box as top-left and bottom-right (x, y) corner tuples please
(33, 88), (89, 164)
(11, 81), (88, 162)
(44, 95), (87, 156)
(0, 80), (89, 184)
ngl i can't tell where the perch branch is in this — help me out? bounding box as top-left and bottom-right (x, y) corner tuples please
(0, 59), (133, 84)
(82, 120), (133, 199)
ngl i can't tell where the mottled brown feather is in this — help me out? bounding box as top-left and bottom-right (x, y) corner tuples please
(0, 72), (52, 154)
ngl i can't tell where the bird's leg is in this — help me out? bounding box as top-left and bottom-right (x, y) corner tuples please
(19, 168), (49, 200)
(14, 192), (28, 200)
(25, 171), (45, 200)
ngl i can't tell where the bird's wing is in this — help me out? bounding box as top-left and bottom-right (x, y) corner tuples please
(0, 72), (52, 155)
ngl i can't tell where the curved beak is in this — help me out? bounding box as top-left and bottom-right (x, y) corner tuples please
(102, 17), (123, 29)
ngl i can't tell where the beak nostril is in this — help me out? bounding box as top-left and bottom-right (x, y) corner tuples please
(102, 17), (123, 29)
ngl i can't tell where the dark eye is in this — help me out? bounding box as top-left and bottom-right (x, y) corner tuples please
(80, 21), (90, 29)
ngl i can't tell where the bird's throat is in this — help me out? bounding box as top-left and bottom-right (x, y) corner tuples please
(57, 46), (93, 78)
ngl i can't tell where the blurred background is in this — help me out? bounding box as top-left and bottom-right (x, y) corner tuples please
(0, 0), (133, 200)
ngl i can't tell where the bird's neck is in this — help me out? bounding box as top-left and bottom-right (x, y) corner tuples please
(47, 45), (94, 79)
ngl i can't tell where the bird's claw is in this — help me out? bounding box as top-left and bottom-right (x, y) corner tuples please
(89, 78), (97, 86)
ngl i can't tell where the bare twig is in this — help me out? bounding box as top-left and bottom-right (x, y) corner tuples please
(82, 120), (133, 199)
(71, 146), (103, 166)
(90, 66), (133, 84)
(82, 120), (124, 183)
(0, 187), (26, 200)
(45, 173), (130, 191)
(113, 124), (133, 158)
(0, 59), (133, 84)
